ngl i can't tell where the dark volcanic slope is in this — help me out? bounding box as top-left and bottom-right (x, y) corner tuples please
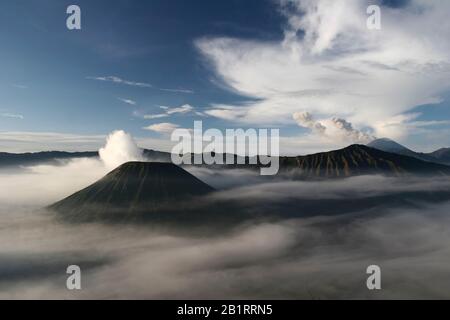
(430, 148), (450, 165)
(50, 162), (214, 221)
(278, 144), (450, 178)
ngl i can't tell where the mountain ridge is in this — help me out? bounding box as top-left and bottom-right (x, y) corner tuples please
(277, 144), (450, 178)
(0, 149), (170, 167)
(367, 138), (450, 165)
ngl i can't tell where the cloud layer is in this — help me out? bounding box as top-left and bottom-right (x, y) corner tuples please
(2, 161), (450, 299)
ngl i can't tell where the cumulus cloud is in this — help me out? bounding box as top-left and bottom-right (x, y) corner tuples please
(99, 130), (144, 169)
(197, 0), (450, 148)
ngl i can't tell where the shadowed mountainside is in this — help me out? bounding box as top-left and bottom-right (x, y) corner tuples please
(49, 162), (214, 222)
(46, 157), (450, 227)
(429, 148), (450, 164)
(278, 144), (450, 178)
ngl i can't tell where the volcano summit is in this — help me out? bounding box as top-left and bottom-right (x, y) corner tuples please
(49, 162), (214, 222)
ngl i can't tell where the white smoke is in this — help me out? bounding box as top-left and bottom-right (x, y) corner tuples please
(99, 130), (144, 169)
(293, 112), (327, 134)
(293, 112), (375, 143)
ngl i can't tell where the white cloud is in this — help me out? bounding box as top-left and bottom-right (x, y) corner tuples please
(1, 113), (24, 119)
(143, 122), (180, 134)
(118, 98), (137, 105)
(159, 88), (194, 94)
(197, 0), (450, 147)
(143, 104), (195, 119)
(166, 104), (194, 114)
(143, 113), (169, 120)
(204, 105), (248, 120)
(87, 76), (152, 88)
(87, 76), (193, 94)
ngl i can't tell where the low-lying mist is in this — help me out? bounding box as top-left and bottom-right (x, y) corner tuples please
(2, 153), (450, 299)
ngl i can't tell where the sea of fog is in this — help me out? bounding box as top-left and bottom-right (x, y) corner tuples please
(1, 155), (450, 299)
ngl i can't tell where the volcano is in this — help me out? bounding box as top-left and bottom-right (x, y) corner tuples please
(278, 144), (450, 178)
(49, 162), (214, 222)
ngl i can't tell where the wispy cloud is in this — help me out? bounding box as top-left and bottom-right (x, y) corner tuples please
(159, 88), (194, 94)
(87, 76), (152, 88)
(166, 104), (194, 115)
(1, 113), (24, 119)
(143, 104), (194, 119)
(143, 122), (180, 134)
(87, 76), (193, 94)
(118, 98), (137, 105)
(142, 114), (169, 120)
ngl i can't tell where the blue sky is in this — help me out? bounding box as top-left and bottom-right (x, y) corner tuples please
(1, 0), (450, 154)
(0, 0), (282, 134)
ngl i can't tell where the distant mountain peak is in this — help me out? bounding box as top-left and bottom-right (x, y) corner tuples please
(367, 138), (450, 165)
(430, 148), (450, 163)
(367, 138), (412, 152)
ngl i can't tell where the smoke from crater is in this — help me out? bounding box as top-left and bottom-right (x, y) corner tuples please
(99, 130), (144, 169)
